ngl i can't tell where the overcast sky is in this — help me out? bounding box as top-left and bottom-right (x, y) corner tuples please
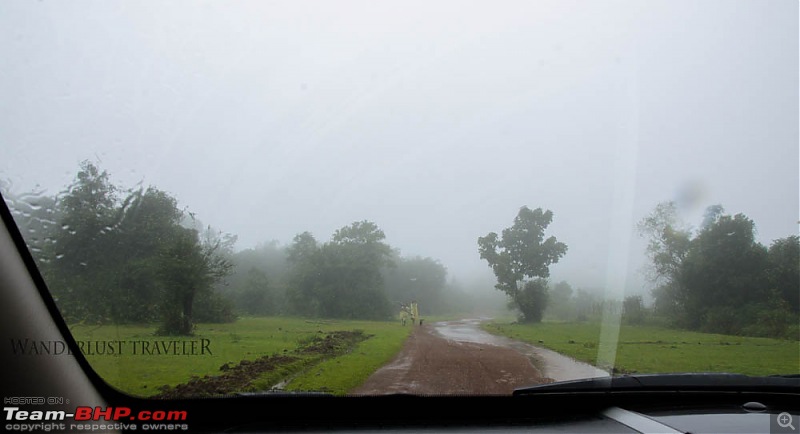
(1, 0), (797, 296)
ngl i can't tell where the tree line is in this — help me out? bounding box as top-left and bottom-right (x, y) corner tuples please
(2, 161), (454, 334)
(4, 162), (796, 339)
(489, 203), (798, 339)
(4, 162), (236, 335)
(637, 202), (798, 338)
(220, 238), (454, 320)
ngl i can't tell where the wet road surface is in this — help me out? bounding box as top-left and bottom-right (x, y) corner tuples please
(434, 318), (608, 382)
(352, 321), (545, 395)
(351, 318), (607, 395)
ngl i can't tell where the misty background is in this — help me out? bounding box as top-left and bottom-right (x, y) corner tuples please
(1, 0), (797, 303)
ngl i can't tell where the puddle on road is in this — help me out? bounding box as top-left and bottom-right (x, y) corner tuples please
(433, 318), (608, 383)
(433, 318), (501, 345)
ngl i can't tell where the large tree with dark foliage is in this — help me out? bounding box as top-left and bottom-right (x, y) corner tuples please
(21, 161), (235, 332)
(678, 213), (770, 332)
(111, 187), (184, 323)
(478, 206), (567, 322)
(286, 221), (393, 319)
(639, 202), (798, 338)
(156, 226), (233, 335)
(46, 161), (120, 322)
(767, 235), (799, 314)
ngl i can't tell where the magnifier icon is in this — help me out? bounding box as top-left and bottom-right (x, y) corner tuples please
(778, 412), (796, 430)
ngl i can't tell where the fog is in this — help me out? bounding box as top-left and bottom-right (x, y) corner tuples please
(1, 1), (797, 298)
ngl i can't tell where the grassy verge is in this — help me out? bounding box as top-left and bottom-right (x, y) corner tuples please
(286, 321), (412, 395)
(69, 316), (411, 397)
(484, 321), (800, 376)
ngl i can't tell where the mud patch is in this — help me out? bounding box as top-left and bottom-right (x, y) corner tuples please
(154, 330), (368, 398)
(296, 330), (367, 355)
(351, 325), (547, 395)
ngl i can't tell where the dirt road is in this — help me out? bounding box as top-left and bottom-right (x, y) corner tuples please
(352, 319), (606, 395)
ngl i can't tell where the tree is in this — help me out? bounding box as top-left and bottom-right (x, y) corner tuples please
(546, 280), (575, 321)
(193, 288), (236, 323)
(226, 241), (290, 315)
(637, 201), (692, 284)
(573, 289), (598, 322)
(622, 295), (646, 325)
(639, 202), (797, 337)
(383, 256), (448, 313)
(234, 268), (274, 315)
(287, 232), (318, 263)
(193, 225), (237, 323)
(286, 232), (321, 316)
(312, 242), (391, 319)
(285, 221), (394, 319)
(678, 213), (769, 332)
(767, 235), (799, 313)
(513, 279), (549, 323)
(636, 201), (692, 320)
(478, 206), (567, 322)
(14, 162), (238, 330)
(157, 226), (233, 335)
(48, 161), (120, 322)
(110, 187), (184, 322)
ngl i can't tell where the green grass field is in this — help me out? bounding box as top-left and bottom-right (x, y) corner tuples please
(69, 317), (412, 397)
(484, 321), (800, 376)
(69, 316), (797, 398)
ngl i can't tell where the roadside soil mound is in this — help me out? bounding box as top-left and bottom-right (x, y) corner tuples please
(154, 330), (368, 398)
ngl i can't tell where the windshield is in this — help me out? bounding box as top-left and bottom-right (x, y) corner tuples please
(1, 0), (797, 398)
